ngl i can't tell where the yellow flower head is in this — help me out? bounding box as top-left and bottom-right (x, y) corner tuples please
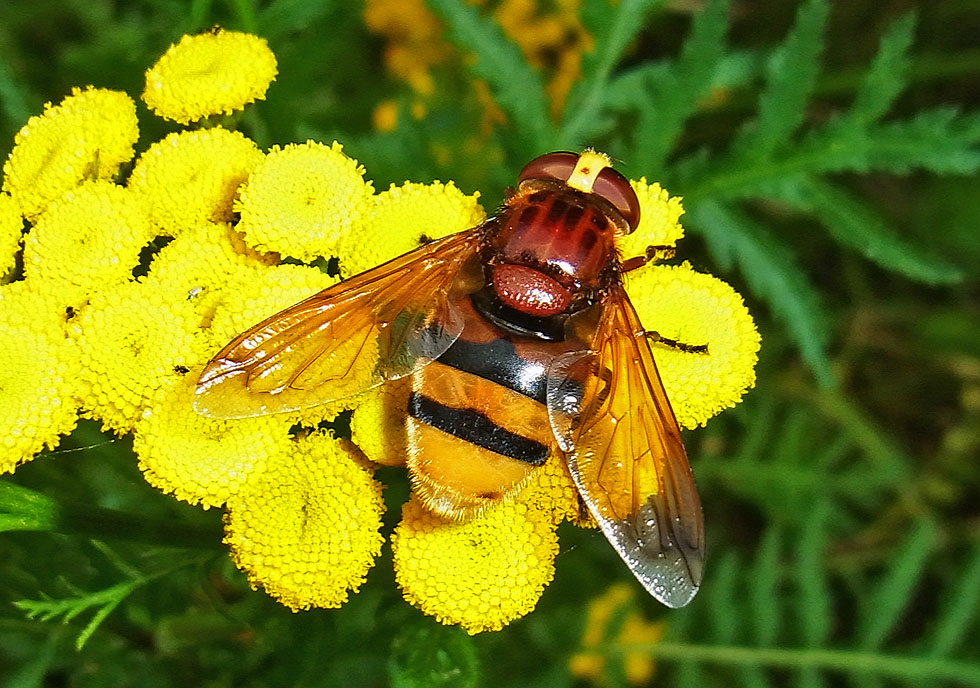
(201, 261), (362, 426)
(128, 128), (263, 235)
(0, 283), (80, 473)
(2, 87), (138, 220)
(143, 29), (278, 124)
(139, 222), (278, 336)
(350, 378), (412, 467)
(0, 193), (23, 279)
(235, 141), (374, 261)
(392, 469), (564, 634)
(619, 178), (686, 256)
(23, 181), (154, 306)
(338, 180), (484, 276)
(70, 280), (208, 434)
(134, 376), (294, 509)
(628, 262), (761, 429)
(224, 430), (385, 610)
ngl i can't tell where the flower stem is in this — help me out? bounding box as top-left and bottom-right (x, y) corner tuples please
(612, 641), (980, 683)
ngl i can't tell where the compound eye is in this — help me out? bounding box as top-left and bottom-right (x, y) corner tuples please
(593, 166), (640, 233)
(517, 151), (578, 185)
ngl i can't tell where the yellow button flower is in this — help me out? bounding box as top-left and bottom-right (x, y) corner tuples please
(235, 141), (374, 261)
(70, 280), (208, 435)
(23, 181), (154, 306)
(338, 180), (484, 276)
(0, 283), (80, 473)
(134, 376), (295, 509)
(2, 87), (138, 221)
(128, 128), (263, 235)
(392, 467), (565, 634)
(224, 430), (385, 610)
(350, 378), (412, 467)
(623, 178), (687, 252)
(139, 221), (279, 338)
(629, 262), (761, 430)
(143, 30), (278, 125)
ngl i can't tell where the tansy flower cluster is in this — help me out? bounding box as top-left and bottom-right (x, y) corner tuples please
(0, 29), (759, 633)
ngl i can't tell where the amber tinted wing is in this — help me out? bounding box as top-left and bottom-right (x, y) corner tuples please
(547, 285), (704, 607)
(195, 229), (485, 418)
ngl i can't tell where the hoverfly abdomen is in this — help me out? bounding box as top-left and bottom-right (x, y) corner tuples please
(407, 296), (585, 520)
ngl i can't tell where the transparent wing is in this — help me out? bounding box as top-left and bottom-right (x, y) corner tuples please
(195, 229), (485, 418)
(547, 285), (704, 607)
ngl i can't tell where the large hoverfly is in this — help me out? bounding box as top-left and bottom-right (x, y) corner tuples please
(195, 151), (704, 607)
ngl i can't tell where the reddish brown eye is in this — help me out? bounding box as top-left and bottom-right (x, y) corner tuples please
(593, 166), (640, 232)
(517, 151), (578, 185)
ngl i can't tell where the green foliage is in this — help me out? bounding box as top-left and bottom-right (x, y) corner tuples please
(389, 624), (480, 688)
(1, 0), (979, 686)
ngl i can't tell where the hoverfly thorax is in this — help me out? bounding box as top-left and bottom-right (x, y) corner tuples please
(479, 151), (642, 329)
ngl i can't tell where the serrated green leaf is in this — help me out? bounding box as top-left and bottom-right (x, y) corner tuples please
(630, 0), (729, 174)
(16, 578), (141, 649)
(426, 0), (549, 154)
(686, 200), (834, 385)
(680, 107), (980, 203)
(732, 0), (829, 160)
(557, 0), (663, 147)
(858, 519), (936, 651)
(767, 177), (963, 284)
(864, 107), (980, 174)
(843, 11), (917, 128)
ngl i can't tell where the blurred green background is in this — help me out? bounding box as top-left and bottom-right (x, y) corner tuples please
(2, 0), (979, 686)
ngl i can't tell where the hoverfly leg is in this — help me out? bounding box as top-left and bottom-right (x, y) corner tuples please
(621, 245), (677, 273)
(645, 331), (709, 355)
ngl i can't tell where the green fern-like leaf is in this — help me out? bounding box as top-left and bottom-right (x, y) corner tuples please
(696, 393), (913, 532)
(839, 11), (916, 130)
(557, 0), (664, 148)
(766, 176), (963, 284)
(731, 0), (828, 160)
(607, 0), (730, 174)
(426, 0), (550, 154)
(16, 579), (140, 650)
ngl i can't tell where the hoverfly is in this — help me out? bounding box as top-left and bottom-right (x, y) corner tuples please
(195, 151), (705, 607)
